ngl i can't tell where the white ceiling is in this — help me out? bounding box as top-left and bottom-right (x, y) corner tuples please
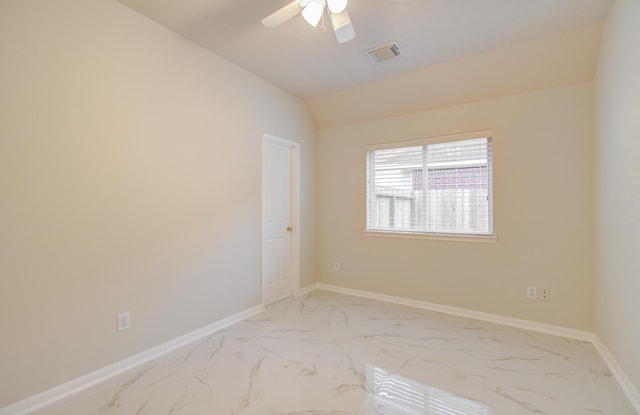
(116, 0), (613, 99)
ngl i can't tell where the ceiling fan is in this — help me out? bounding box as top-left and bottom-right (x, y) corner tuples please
(261, 0), (356, 44)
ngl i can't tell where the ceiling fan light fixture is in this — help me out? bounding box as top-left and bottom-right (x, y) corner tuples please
(327, 0), (348, 14)
(330, 9), (355, 43)
(301, 0), (325, 27)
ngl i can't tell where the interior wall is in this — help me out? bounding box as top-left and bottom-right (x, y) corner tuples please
(316, 82), (594, 331)
(0, 0), (315, 407)
(306, 22), (603, 129)
(594, 0), (640, 392)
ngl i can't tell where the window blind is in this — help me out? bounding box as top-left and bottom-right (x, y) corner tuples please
(366, 133), (493, 236)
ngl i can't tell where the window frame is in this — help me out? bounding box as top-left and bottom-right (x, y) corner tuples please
(365, 130), (497, 243)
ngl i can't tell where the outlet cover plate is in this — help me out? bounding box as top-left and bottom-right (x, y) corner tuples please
(542, 288), (550, 302)
(117, 312), (131, 332)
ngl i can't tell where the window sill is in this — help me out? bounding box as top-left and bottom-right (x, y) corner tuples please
(364, 231), (497, 244)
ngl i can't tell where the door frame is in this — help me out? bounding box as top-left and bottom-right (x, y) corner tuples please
(260, 133), (301, 305)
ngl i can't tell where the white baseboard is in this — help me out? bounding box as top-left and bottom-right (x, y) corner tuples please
(4, 284), (639, 415)
(592, 336), (640, 412)
(296, 283), (316, 296)
(315, 283), (594, 341)
(315, 283), (640, 413)
(0, 304), (265, 415)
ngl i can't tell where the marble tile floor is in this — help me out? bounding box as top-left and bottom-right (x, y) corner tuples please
(36, 290), (636, 415)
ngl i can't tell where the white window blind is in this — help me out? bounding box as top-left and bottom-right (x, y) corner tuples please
(366, 132), (493, 236)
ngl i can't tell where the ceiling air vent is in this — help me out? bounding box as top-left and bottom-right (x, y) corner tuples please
(365, 41), (403, 63)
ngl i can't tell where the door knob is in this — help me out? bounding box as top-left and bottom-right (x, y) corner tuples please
(286, 226), (293, 232)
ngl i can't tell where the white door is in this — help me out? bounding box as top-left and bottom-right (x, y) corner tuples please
(262, 138), (294, 304)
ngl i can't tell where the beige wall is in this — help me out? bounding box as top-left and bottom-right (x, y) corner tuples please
(306, 23), (602, 129)
(0, 0), (315, 406)
(595, 0), (640, 391)
(316, 82), (594, 331)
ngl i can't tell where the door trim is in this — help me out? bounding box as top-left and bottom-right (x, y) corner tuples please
(260, 133), (301, 305)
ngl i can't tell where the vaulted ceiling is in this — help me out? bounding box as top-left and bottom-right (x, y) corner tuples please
(116, 0), (614, 127)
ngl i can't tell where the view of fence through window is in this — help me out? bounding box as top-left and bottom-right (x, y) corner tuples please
(367, 136), (493, 235)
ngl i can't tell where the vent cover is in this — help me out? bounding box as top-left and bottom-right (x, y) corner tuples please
(365, 41), (403, 63)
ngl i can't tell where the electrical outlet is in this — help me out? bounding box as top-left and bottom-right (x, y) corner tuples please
(526, 286), (538, 300)
(117, 312), (131, 332)
(542, 288), (550, 302)
(334, 262), (341, 272)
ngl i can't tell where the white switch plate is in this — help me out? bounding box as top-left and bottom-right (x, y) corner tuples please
(117, 312), (131, 332)
(334, 262), (341, 272)
(526, 286), (538, 300)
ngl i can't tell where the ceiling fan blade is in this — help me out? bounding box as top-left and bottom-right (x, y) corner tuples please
(261, 1), (302, 28)
(330, 9), (356, 43)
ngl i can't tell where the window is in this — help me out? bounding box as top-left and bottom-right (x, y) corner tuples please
(366, 131), (493, 238)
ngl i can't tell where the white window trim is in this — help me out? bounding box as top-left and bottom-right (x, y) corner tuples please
(365, 130), (496, 242)
(366, 129), (493, 151)
(364, 230), (497, 243)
